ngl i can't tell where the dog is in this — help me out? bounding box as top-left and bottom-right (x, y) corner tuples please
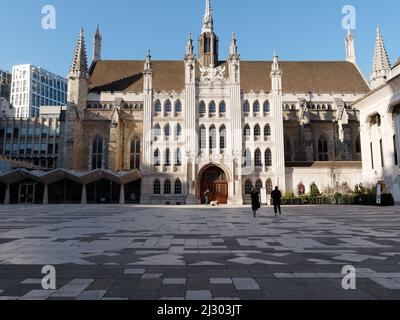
(210, 200), (220, 206)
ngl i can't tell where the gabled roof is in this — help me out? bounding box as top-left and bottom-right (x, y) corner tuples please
(89, 60), (370, 94)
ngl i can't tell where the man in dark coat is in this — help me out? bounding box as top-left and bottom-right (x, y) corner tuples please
(271, 186), (282, 216)
(251, 187), (261, 218)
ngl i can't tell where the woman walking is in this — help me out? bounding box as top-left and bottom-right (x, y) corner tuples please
(251, 187), (261, 218)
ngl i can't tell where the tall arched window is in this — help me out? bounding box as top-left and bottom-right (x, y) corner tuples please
(154, 100), (162, 113)
(200, 125), (206, 149)
(153, 124), (161, 141)
(245, 180), (253, 195)
(91, 136), (103, 169)
(176, 124), (182, 140)
(255, 179), (263, 189)
(175, 179), (182, 195)
(164, 100), (172, 113)
(175, 148), (182, 166)
(243, 100), (250, 113)
(244, 124), (251, 141)
(253, 101), (260, 113)
(199, 101), (206, 115)
(219, 101), (226, 115)
(164, 124), (171, 140)
(265, 149), (272, 167)
(254, 125), (261, 140)
(266, 178), (273, 194)
(175, 100), (182, 113)
(220, 126), (226, 152)
(165, 148), (171, 166)
(209, 101), (216, 115)
(264, 124), (271, 139)
(209, 126), (216, 150)
(130, 137), (141, 170)
(154, 149), (161, 166)
(263, 101), (270, 113)
(355, 135), (361, 154)
(255, 149), (262, 167)
(154, 179), (161, 194)
(244, 148), (251, 167)
(318, 135), (329, 161)
(164, 179), (171, 195)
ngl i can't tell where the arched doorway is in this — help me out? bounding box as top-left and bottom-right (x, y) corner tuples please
(200, 166), (228, 204)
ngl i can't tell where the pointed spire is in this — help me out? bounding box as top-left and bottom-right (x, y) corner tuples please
(144, 50), (152, 71)
(202, 0), (213, 34)
(272, 49), (280, 70)
(371, 27), (391, 88)
(70, 28), (88, 77)
(229, 33), (238, 56)
(93, 25), (102, 62)
(186, 33), (194, 56)
(346, 27), (356, 64)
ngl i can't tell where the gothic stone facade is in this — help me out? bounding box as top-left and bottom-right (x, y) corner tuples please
(60, 3), (370, 205)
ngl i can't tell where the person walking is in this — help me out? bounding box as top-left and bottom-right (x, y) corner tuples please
(204, 189), (210, 206)
(251, 187), (261, 218)
(271, 186), (282, 216)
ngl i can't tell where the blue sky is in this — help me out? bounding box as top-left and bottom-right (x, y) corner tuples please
(1, 0), (399, 79)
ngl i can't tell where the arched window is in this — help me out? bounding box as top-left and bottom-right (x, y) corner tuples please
(255, 179), (263, 189)
(254, 125), (261, 140)
(164, 124), (171, 140)
(243, 100), (250, 113)
(154, 100), (161, 113)
(175, 179), (182, 195)
(209, 126), (216, 150)
(253, 101), (260, 113)
(244, 148), (251, 167)
(153, 124), (161, 140)
(130, 137), (141, 170)
(199, 101), (206, 115)
(263, 101), (270, 113)
(154, 179), (161, 194)
(200, 125), (206, 149)
(154, 149), (161, 166)
(175, 100), (182, 113)
(176, 148), (182, 166)
(266, 179), (273, 194)
(355, 135), (361, 154)
(209, 101), (216, 114)
(164, 100), (172, 113)
(245, 180), (253, 195)
(165, 148), (171, 166)
(318, 135), (329, 161)
(264, 124), (271, 139)
(255, 149), (262, 167)
(91, 136), (103, 169)
(220, 125), (226, 152)
(164, 179), (171, 195)
(219, 101), (226, 115)
(244, 124), (251, 141)
(265, 149), (272, 167)
(176, 124), (182, 140)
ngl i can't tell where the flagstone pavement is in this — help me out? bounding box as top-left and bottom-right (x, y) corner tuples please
(0, 204), (399, 300)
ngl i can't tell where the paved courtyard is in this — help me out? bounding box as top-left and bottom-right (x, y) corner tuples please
(0, 204), (399, 300)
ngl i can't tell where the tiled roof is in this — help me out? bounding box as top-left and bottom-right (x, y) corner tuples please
(89, 60), (370, 94)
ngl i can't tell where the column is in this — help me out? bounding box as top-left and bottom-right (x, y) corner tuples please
(81, 184), (87, 204)
(43, 184), (49, 205)
(119, 184), (125, 204)
(4, 184), (10, 205)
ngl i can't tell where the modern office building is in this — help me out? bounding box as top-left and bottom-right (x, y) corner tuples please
(0, 69), (12, 101)
(10, 64), (67, 118)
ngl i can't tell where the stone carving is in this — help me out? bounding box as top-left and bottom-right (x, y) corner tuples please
(200, 65), (226, 83)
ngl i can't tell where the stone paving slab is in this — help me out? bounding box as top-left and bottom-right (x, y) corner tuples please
(0, 204), (400, 300)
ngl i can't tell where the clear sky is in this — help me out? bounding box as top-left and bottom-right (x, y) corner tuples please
(1, 0), (399, 79)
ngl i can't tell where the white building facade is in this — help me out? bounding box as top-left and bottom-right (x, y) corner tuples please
(10, 64), (67, 118)
(353, 28), (400, 202)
